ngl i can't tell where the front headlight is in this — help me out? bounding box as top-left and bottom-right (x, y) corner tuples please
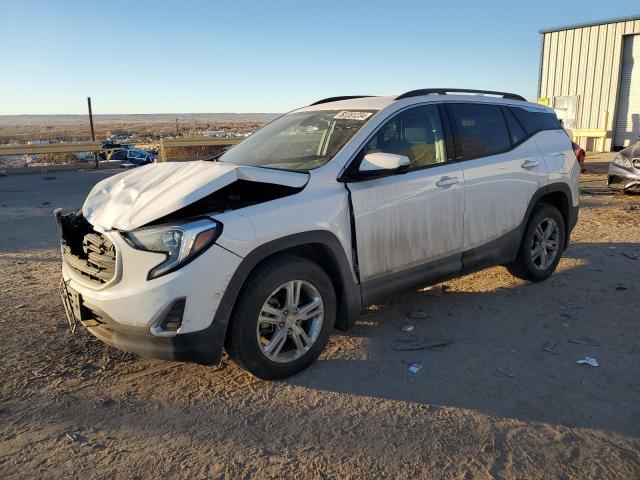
(613, 154), (632, 169)
(122, 218), (222, 279)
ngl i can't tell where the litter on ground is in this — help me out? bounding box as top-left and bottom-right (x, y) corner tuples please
(576, 356), (599, 367)
(393, 338), (453, 351)
(408, 363), (423, 374)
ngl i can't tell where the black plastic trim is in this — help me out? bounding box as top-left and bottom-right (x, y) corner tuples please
(396, 88), (526, 102)
(361, 254), (461, 306)
(207, 230), (361, 355)
(310, 96), (374, 106)
(439, 103), (457, 161)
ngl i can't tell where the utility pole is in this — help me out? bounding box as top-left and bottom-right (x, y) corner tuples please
(176, 116), (179, 136)
(87, 97), (99, 169)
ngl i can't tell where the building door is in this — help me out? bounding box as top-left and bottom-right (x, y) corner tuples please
(615, 34), (640, 148)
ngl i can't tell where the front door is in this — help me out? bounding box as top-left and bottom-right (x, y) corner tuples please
(346, 104), (464, 282)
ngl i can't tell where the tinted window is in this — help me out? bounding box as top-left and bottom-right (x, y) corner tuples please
(502, 107), (526, 144)
(509, 106), (561, 135)
(361, 104), (446, 169)
(109, 149), (127, 160)
(448, 103), (511, 159)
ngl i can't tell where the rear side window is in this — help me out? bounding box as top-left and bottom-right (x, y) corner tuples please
(502, 107), (526, 144)
(447, 103), (511, 159)
(509, 106), (561, 135)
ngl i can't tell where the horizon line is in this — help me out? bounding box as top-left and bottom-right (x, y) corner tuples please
(0, 112), (283, 117)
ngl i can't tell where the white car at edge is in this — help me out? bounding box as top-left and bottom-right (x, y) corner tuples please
(56, 89), (580, 379)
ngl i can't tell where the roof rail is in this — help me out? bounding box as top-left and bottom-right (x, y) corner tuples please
(309, 95), (374, 106)
(395, 88), (526, 102)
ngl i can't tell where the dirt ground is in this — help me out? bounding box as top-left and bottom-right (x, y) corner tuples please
(1, 155), (639, 479)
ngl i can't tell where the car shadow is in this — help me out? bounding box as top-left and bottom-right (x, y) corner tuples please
(287, 242), (640, 438)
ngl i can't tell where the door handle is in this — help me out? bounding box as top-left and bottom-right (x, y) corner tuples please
(521, 159), (540, 169)
(436, 176), (459, 187)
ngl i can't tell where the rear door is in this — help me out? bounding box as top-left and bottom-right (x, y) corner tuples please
(346, 104), (464, 282)
(446, 102), (548, 254)
(508, 105), (576, 186)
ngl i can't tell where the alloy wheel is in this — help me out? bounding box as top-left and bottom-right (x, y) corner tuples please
(530, 217), (560, 270)
(256, 280), (324, 363)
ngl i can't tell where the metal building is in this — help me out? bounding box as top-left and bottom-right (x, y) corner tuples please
(538, 15), (640, 151)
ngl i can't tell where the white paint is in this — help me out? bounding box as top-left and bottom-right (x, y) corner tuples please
(348, 163), (464, 281)
(82, 161), (309, 231)
(359, 152), (410, 172)
(63, 93), (579, 348)
(461, 137), (548, 250)
(63, 240), (241, 334)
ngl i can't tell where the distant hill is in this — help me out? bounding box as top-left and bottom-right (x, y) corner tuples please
(0, 113), (280, 144)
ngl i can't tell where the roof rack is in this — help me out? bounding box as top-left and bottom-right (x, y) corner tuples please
(395, 88), (526, 102)
(309, 95), (374, 106)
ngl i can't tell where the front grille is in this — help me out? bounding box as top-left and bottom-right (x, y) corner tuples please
(63, 230), (116, 285)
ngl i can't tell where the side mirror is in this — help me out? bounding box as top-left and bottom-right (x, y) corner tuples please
(359, 152), (410, 173)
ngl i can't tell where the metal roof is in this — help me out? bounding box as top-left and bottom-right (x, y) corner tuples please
(539, 14), (640, 34)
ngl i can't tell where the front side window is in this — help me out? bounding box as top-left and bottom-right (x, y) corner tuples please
(448, 103), (511, 159)
(219, 110), (376, 172)
(360, 104), (446, 169)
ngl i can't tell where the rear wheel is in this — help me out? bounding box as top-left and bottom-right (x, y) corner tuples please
(226, 255), (336, 379)
(507, 204), (566, 282)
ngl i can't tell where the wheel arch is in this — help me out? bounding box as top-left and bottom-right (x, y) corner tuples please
(523, 182), (577, 251)
(210, 231), (362, 356)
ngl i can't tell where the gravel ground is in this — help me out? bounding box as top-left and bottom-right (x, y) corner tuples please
(1, 158), (639, 479)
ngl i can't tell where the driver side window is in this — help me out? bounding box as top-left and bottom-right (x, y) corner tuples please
(362, 104), (446, 169)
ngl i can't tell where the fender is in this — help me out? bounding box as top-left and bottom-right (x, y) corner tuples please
(525, 182), (578, 245)
(182, 230), (363, 364)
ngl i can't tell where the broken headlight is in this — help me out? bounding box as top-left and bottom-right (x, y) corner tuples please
(122, 218), (222, 280)
(613, 154), (632, 169)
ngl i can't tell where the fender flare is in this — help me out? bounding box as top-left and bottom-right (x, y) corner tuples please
(181, 231), (362, 364)
(520, 182), (578, 250)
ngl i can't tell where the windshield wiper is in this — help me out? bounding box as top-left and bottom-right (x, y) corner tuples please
(206, 149), (229, 162)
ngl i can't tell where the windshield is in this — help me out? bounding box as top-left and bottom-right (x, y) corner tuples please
(219, 110), (377, 171)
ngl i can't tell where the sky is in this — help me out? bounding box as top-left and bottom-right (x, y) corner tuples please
(1, 0), (638, 115)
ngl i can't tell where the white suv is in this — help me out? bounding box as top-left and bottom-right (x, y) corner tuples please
(56, 89), (580, 379)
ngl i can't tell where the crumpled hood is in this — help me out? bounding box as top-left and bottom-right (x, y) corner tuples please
(83, 161), (309, 231)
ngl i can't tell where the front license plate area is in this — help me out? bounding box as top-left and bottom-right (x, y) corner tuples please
(59, 279), (83, 333)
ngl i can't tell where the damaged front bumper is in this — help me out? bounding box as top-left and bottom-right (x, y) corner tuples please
(56, 210), (243, 363)
(608, 163), (640, 192)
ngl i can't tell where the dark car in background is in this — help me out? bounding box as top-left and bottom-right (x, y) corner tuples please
(109, 148), (157, 167)
(99, 142), (133, 160)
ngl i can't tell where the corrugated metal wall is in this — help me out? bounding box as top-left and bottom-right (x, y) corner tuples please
(614, 35), (640, 146)
(539, 18), (640, 151)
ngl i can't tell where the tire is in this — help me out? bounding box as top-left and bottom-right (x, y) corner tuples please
(506, 204), (566, 282)
(226, 254), (336, 380)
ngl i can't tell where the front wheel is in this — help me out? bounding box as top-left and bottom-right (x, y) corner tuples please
(507, 204), (566, 282)
(226, 255), (336, 379)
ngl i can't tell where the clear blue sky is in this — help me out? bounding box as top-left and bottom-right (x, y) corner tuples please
(1, 0), (638, 114)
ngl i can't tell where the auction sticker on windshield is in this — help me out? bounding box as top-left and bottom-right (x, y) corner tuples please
(334, 111), (373, 121)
